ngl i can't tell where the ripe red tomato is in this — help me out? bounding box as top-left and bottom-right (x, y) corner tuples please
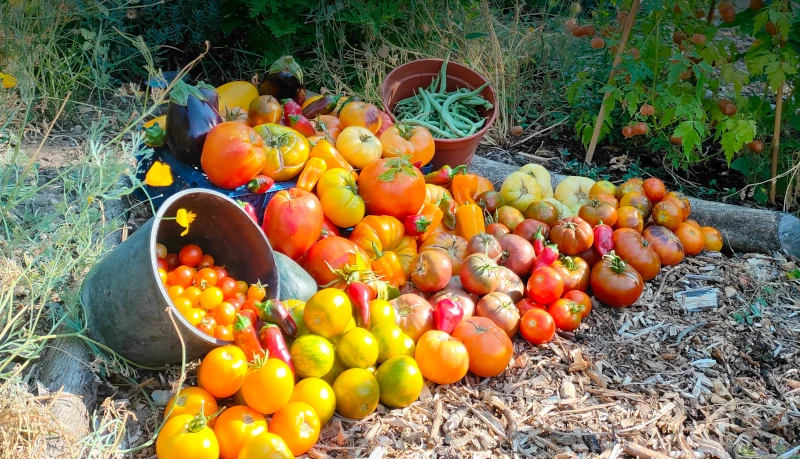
(590, 253), (644, 308)
(357, 157), (426, 220)
(262, 188), (323, 260)
(179, 244), (203, 267)
(213, 266), (229, 279)
(214, 325), (233, 341)
(519, 309), (556, 345)
(547, 299), (583, 331)
(198, 254), (215, 269)
(213, 302), (237, 326)
(167, 266), (196, 288)
(157, 257), (169, 271)
(303, 236), (369, 288)
(526, 267), (564, 304)
(563, 290), (592, 318)
(218, 277), (237, 298)
(516, 298), (547, 316)
(165, 253), (181, 271)
(197, 315), (217, 336)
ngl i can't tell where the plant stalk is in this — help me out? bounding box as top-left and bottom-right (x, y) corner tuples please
(769, 0), (789, 205)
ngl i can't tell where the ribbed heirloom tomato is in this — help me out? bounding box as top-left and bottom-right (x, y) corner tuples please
(642, 225), (685, 265)
(390, 294), (434, 342)
(550, 217), (594, 255)
(262, 188), (323, 260)
(336, 126), (382, 169)
(358, 156), (426, 220)
(253, 123), (310, 181)
(590, 253), (644, 308)
(414, 330), (469, 384)
(379, 124), (435, 166)
(612, 228), (661, 281)
(452, 317), (514, 378)
(551, 255), (590, 292)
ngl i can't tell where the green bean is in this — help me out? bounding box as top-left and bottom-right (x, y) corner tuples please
(404, 118), (456, 138)
(449, 110), (478, 128)
(438, 53), (450, 94)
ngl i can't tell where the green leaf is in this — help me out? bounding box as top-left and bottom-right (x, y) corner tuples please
(169, 80), (206, 106)
(754, 186), (768, 203)
(465, 32), (488, 40)
(673, 121), (702, 161)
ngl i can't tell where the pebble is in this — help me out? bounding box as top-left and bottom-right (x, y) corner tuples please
(725, 286), (738, 298)
(151, 389), (172, 407)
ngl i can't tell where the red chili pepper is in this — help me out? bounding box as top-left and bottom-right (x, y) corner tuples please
(255, 299), (297, 338)
(344, 282), (373, 329)
(237, 200), (258, 223)
(288, 114), (316, 137)
(433, 298), (463, 334)
(593, 222), (615, 256)
(259, 324), (295, 376)
(437, 195), (458, 231)
(403, 214), (432, 237)
(233, 314), (266, 362)
(281, 99), (303, 121)
(238, 309), (257, 326)
(532, 226), (546, 257)
(532, 244), (560, 271)
(424, 165), (467, 186)
(246, 175), (275, 194)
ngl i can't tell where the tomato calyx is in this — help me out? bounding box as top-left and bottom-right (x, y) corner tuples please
(323, 251), (391, 301)
(377, 156), (419, 182)
(559, 255), (578, 272)
(602, 252), (628, 274)
(185, 407), (225, 433)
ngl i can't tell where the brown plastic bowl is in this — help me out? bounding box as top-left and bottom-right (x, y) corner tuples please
(382, 58), (497, 170)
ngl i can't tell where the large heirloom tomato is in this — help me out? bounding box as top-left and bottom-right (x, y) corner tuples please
(459, 253), (501, 296)
(316, 168), (365, 228)
(253, 123), (310, 181)
(312, 115), (342, 141)
(642, 225), (685, 265)
(390, 294), (434, 342)
(612, 228), (661, 281)
(662, 191), (692, 220)
(338, 101), (382, 133)
(551, 255), (590, 292)
(590, 253), (644, 308)
(262, 188), (323, 259)
(350, 215), (418, 277)
(452, 317), (513, 378)
(554, 176), (595, 209)
(476, 292), (520, 338)
(201, 122), (266, 189)
(217, 81), (260, 113)
(358, 157), (425, 219)
(379, 124), (435, 166)
(303, 236), (369, 287)
(614, 206), (644, 233)
(309, 138), (352, 172)
(336, 126), (382, 169)
(619, 192), (653, 221)
(499, 172), (542, 212)
(419, 232), (468, 272)
(414, 330), (469, 385)
(550, 217), (594, 255)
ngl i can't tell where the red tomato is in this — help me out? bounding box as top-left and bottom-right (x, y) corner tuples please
(214, 325), (233, 341)
(213, 302), (237, 326)
(262, 188), (323, 260)
(195, 268), (218, 288)
(519, 309), (556, 345)
(526, 267), (564, 304)
(157, 257), (169, 271)
(165, 253), (181, 271)
(563, 290), (592, 318)
(167, 266), (196, 288)
(198, 254), (215, 269)
(212, 266), (229, 279)
(516, 298), (547, 316)
(197, 315), (217, 336)
(303, 236), (369, 287)
(201, 122), (267, 189)
(218, 277), (237, 298)
(547, 299), (583, 331)
(357, 157), (426, 220)
(179, 244), (203, 267)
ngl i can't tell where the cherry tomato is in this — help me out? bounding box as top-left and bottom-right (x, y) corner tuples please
(165, 253), (181, 271)
(158, 268), (168, 284)
(242, 299), (260, 314)
(198, 254), (215, 269)
(213, 302), (237, 326)
(155, 243), (168, 259)
(236, 280), (249, 294)
(168, 285), (185, 300)
(213, 266), (229, 279)
(200, 287), (224, 310)
(167, 266), (196, 288)
(519, 309), (556, 345)
(181, 307), (205, 326)
(526, 267), (564, 304)
(563, 290), (592, 318)
(197, 315), (217, 336)
(213, 405), (267, 459)
(214, 325), (233, 341)
(183, 286), (203, 307)
(172, 296), (193, 312)
(195, 268), (218, 289)
(247, 283), (266, 301)
(218, 277), (237, 298)
(226, 297), (243, 312)
(179, 244), (204, 267)
(268, 401), (320, 456)
(547, 299), (583, 332)
(233, 292), (247, 304)
(157, 257), (169, 271)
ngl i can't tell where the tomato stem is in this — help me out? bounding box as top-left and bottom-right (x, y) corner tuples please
(602, 251), (628, 274)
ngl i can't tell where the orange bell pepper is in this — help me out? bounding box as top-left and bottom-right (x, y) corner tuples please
(371, 246), (407, 287)
(455, 204), (486, 241)
(452, 174), (480, 206)
(425, 184), (452, 205)
(414, 203), (443, 243)
(296, 157), (328, 192)
(309, 139), (353, 172)
(349, 215), (418, 277)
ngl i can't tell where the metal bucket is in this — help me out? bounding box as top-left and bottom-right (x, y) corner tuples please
(81, 189), (280, 367)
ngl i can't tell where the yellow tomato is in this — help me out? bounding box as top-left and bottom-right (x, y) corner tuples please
(237, 433), (294, 459)
(336, 328), (378, 369)
(303, 288), (353, 338)
(183, 286), (203, 306)
(253, 124), (310, 181)
(499, 171), (542, 212)
(336, 126), (382, 169)
(156, 414), (219, 459)
(316, 168), (365, 228)
(181, 307), (205, 326)
(197, 345), (248, 398)
(199, 286), (223, 310)
(217, 81), (260, 113)
(164, 387), (219, 425)
(290, 378), (336, 426)
(518, 164), (553, 198)
(554, 176), (596, 209)
(332, 368), (379, 420)
(368, 299), (396, 326)
(213, 405), (268, 459)
(241, 359), (294, 415)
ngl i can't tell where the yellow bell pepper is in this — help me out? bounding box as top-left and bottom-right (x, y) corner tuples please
(455, 204), (485, 241)
(296, 157), (328, 192)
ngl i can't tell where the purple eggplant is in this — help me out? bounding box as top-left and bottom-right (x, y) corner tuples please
(259, 56), (306, 104)
(165, 80), (221, 167)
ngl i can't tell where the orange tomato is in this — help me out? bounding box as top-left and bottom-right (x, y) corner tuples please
(452, 317), (513, 378)
(338, 101), (382, 133)
(213, 405), (267, 459)
(642, 177), (667, 203)
(168, 285), (185, 300)
(237, 433), (294, 459)
(675, 222), (705, 255)
(619, 192), (653, 221)
(312, 115), (342, 142)
(701, 226), (723, 251)
(589, 180), (616, 197)
(201, 122), (267, 189)
(247, 283), (266, 301)
(197, 345), (248, 398)
(195, 268), (218, 288)
(414, 330), (469, 385)
(357, 156), (426, 220)
(248, 95), (282, 126)
(379, 124), (435, 166)
(213, 302), (237, 326)
(614, 206), (644, 233)
(214, 325), (233, 341)
(269, 401), (320, 456)
(662, 191), (692, 220)
(164, 387), (219, 425)
(651, 201), (683, 230)
(241, 358), (294, 414)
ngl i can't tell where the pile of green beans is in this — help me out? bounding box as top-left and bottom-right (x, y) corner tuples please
(392, 57), (493, 139)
